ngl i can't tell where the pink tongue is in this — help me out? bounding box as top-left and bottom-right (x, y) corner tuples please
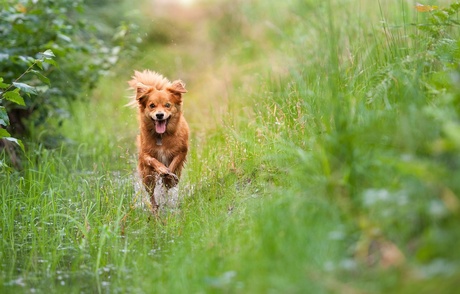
(155, 120), (167, 134)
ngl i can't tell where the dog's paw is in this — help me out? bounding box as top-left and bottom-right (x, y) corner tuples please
(162, 172), (179, 188)
(157, 165), (170, 175)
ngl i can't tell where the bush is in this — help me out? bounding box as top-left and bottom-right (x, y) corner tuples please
(0, 0), (128, 151)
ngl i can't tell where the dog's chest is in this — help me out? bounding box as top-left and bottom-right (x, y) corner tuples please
(155, 148), (170, 166)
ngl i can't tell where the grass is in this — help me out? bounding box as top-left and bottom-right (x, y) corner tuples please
(2, 0), (460, 293)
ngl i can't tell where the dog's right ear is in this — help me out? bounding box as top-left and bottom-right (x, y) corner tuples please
(166, 80), (187, 104)
(167, 80), (187, 94)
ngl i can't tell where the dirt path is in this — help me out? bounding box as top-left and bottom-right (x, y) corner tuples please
(139, 1), (231, 135)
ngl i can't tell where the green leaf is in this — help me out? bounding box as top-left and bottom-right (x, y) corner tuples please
(35, 60), (43, 70)
(13, 82), (37, 96)
(43, 58), (57, 67)
(3, 137), (25, 152)
(0, 106), (9, 126)
(3, 89), (25, 106)
(0, 78), (9, 89)
(39, 50), (57, 68)
(57, 34), (72, 43)
(18, 56), (35, 66)
(31, 70), (50, 85)
(0, 128), (10, 137)
(41, 49), (55, 58)
(0, 129), (25, 152)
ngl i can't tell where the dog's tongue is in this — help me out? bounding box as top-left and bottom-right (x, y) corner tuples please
(155, 120), (167, 134)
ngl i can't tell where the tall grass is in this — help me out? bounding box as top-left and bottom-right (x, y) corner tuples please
(1, 0), (460, 293)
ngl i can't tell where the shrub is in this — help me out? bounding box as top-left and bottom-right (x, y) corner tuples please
(0, 0), (128, 151)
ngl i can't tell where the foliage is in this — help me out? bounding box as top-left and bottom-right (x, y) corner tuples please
(0, 0), (128, 149)
(206, 0), (460, 290)
(0, 49), (56, 151)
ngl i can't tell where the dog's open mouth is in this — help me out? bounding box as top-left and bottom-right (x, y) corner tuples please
(155, 119), (168, 134)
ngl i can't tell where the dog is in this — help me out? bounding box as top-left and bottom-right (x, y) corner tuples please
(128, 70), (189, 213)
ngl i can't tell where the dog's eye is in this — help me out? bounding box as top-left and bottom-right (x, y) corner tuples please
(149, 103), (155, 109)
(165, 103), (171, 108)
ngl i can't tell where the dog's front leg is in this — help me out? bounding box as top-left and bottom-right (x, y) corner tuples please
(141, 153), (170, 175)
(141, 153), (179, 188)
(159, 152), (187, 188)
(168, 151), (188, 178)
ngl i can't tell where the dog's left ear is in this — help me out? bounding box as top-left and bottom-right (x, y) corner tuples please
(135, 82), (151, 98)
(167, 80), (187, 100)
(134, 82), (154, 105)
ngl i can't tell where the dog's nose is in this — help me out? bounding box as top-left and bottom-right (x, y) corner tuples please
(156, 113), (164, 120)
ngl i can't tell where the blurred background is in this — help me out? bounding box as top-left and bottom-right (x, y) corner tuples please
(1, 0), (460, 293)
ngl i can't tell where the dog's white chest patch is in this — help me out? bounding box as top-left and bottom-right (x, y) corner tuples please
(157, 150), (169, 166)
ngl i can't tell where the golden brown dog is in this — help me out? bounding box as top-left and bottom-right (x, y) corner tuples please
(128, 70), (189, 213)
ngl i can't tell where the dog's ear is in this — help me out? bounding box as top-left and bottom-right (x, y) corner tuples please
(167, 80), (187, 105)
(134, 82), (153, 104)
(167, 80), (187, 96)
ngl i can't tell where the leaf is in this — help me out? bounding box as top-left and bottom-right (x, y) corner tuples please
(18, 55), (35, 66)
(3, 137), (25, 152)
(0, 77), (9, 89)
(30, 70), (50, 85)
(3, 89), (25, 106)
(0, 129), (25, 151)
(38, 50), (57, 67)
(13, 82), (37, 96)
(0, 128), (10, 137)
(43, 58), (57, 67)
(41, 49), (55, 58)
(57, 34), (72, 43)
(35, 60), (43, 70)
(0, 106), (9, 126)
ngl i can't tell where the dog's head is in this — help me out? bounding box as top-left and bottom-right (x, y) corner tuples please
(129, 70), (187, 134)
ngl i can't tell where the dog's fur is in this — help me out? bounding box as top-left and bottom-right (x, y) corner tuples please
(128, 70), (189, 213)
